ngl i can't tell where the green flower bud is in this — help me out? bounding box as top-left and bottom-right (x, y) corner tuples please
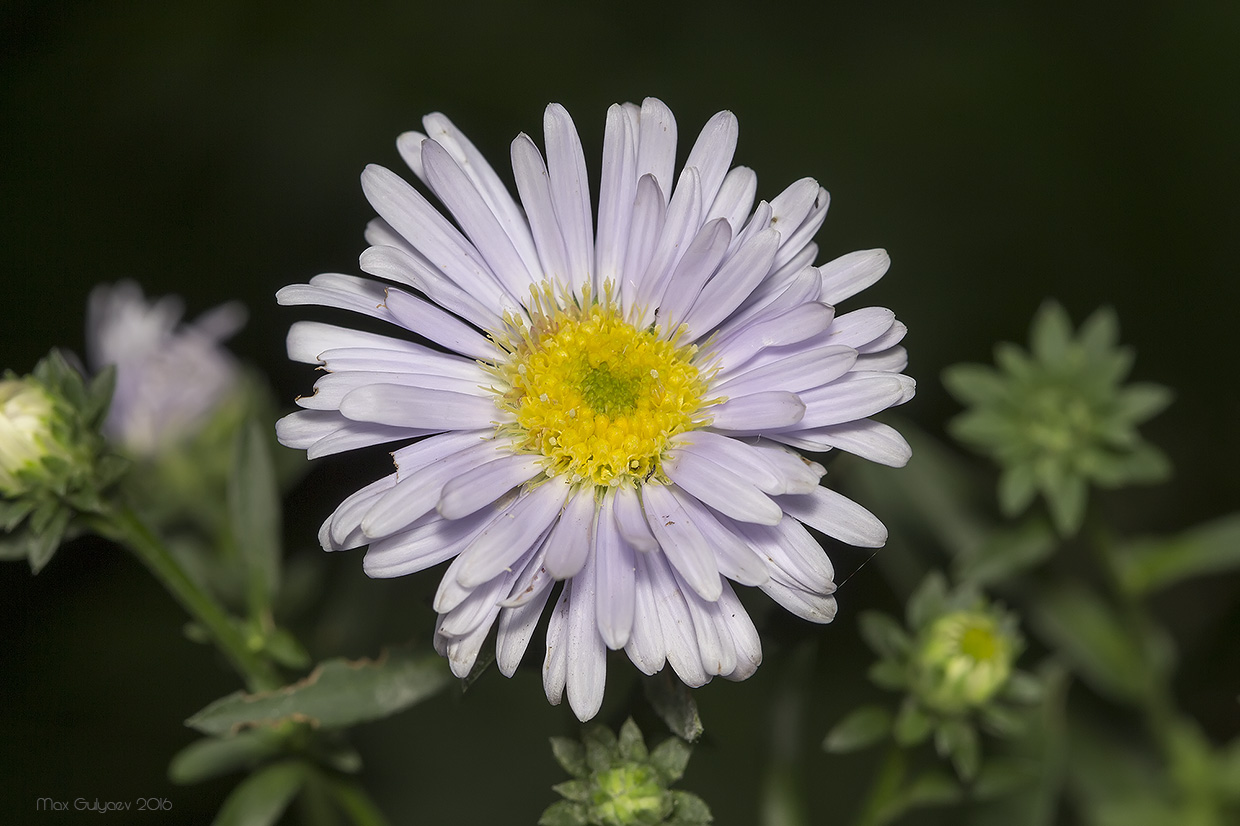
(944, 302), (1172, 535)
(0, 379), (66, 496)
(592, 764), (665, 826)
(915, 609), (1017, 713)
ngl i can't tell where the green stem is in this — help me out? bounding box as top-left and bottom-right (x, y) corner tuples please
(321, 774), (393, 826)
(852, 746), (906, 826)
(93, 505), (281, 692)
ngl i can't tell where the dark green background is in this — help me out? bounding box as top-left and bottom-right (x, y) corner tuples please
(3, 1), (1238, 823)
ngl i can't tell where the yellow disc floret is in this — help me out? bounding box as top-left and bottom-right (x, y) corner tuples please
(493, 286), (710, 487)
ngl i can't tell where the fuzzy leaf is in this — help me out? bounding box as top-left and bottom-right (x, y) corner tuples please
(906, 572), (949, 629)
(956, 519), (1057, 586)
(617, 718), (649, 762)
(668, 790), (713, 824)
(211, 760), (305, 826)
(539, 800), (587, 826)
(902, 770), (962, 807)
(893, 700), (932, 746)
(649, 737), (692, 784)
(644, 670), (704, 743)
(168, 730), (285, 785)
(186, 647), (452, 735)
(229, 417), (282, 615)
(823, 705), (892, 753)
(935, 720), (981, 780)
(550, 737), (589, 778)
(858, 611), (912, 659)
(1117, 514), (1240, 595)
(1028, 585), (1149, 704)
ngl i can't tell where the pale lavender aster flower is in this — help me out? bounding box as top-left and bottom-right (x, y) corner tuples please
(87, 281), (246, 457)
(278, 99), (915, 720)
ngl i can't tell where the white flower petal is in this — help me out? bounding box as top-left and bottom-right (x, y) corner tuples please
(633, 167), (702, 327)
(542, 486), (599, 579)
(382, 287), (496, 361)
(770, 420), (912, 467)
(663, 445), (782, 525)
(594, 493), (636, 650)
(419, 112), (544, 278)
(276, 410), (426, 459)
(712, 344), (858, 397)
(363, 512), (487, 578)
(646, 550), (709, 687)
(565, 551), (608, 721)
(454, 478), (571, 588)
(361, 164), (519, 312)
(511, 133), (571, 291)
(717, 582), (762, 680)
(624, 551), (668, 675)
(708, 390), (805, 432)
(613, 483), (659, 552)
(680, 227), (781, 340)
(760, 579), (838, 623)
(707, 166), (758, 240)
(683, 110), (739, 209)
(671, 491), (770, 586)
(543, 585), (570, 706)
(496, 578), (555, 676)
(819, 249), (890, 304)
(437, 452), (546, 519)
(657, 218), (732, 332)
(320, 473), (397, 551)
(338, 384), (502, 430)
(778, 486), (889, 548)
(544, 104), (595, 297)
(619, 174), (666, 314)
(416, 139), (540, 298)
(794, 372), (916, 429)
(359, 243), (503, 330)
(641, 484), (723, 602)
(596, 104), (638, 289)
(825, 307), (897, 349)
(634, 97), (677, 202)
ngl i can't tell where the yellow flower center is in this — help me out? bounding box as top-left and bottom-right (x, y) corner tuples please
(494, 287), (710, 487)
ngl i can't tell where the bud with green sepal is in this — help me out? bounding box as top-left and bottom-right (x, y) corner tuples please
(943, 302), (1172, 536)
(541, 718), (712, 826)
(0, 350), (126, 572)
(835, 572), (1039, 782)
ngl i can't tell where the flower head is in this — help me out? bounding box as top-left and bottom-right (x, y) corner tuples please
(0, 351), (123, 572)
(0, 379), (68, 497)
(944, 302), (1171, 535)
(855, 572), (1035, 779)
(87, 280), (247, 458)
(278, 99), (915, 719)
(541, 718), (711, 826)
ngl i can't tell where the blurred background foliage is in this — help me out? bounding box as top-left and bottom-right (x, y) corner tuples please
(2, 1), (1238, 823)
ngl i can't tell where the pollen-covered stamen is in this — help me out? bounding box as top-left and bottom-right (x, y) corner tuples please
(493, 285), (711, 487)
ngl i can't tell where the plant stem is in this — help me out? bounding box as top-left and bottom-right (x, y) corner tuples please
(94, 505), (282, 692)
(852, 746), (905, 826)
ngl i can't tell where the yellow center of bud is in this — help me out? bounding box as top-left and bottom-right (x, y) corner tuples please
(494, 288), (710, 487)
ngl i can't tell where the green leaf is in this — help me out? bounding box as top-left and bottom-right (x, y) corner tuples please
(617, 718), (649, 762)
(262, 627), (311, 670)
(1117, 513), (1240, 595)
(1027, 585), (1149, 704)
(550, 737), (589, 778)
(168, 730), (286, 785)
(972, 757), (1038, 800)
(0, 498), (35, 532)
(649, 737), (692, 784)
(1040, 471), (1087, 537)
(187, 647), (453, 735)
(902, 770), (962, 807)
(1115, 382), (1173, 423)
(643, 669), (704, 743)
(893, 700), (932, 746)
(581, 723), (619, 772)
(1030, 302), (1073, 365)
(906, 572), (948, 630)
(212, 760), (306, 826)
(668, 790), (713, 825)
(823, 705), (892, 753)
(1077, 306), (1119, 357)
(27, 505), (71, 573)
(539, 799), (587, 826)
(228, 417), (282, 616)
(551, 779), (592, 803)
(935, 720), (980, 781)
(997, 465), (1038, 517)
(858, 611), (912, 659)
(942, 364), (1007, 406)
(955, 519), (1057, 587)
(868, 660), (907, 691)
